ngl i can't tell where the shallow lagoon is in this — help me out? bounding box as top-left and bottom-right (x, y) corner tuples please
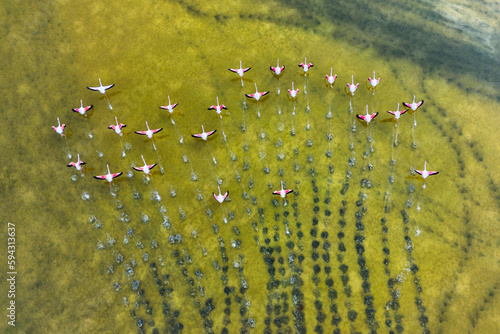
(1, 0), (499, 333)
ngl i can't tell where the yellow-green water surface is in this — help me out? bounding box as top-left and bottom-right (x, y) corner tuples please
(1, 0), (499, 333)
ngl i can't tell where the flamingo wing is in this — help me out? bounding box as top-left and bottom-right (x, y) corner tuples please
(402, 102), (411, 109)
(427, 171), (439, 176)
(102, 84), (115, 90)
(284, 189), (294, 194)
(133, 166), (146, 172)
(260, 91), (270, 97)
(205, 129), (217, 137)
(416, 100), (424, 108)
(245, 93), (255, 98)
(67, 162), (77, 167)
(370, 112), (379, 120)
(110, 172), (122, 179)
(387, 110), (396, 116)
(147, 163), (157, 170)
(222, 191), (229, 200)
(414, 170), (424, 176)
(191, 133), (203, 138)
(228, 68), (239, 73)
(135, 130), (148, 135)
(93, 174), (108, 180)
(151, 128), (163, 134)
(272, 190), (281, 195)
(108, 125), (116, 130)
(400, 109), (408, 115)
(86, 86), (100, 91)
(242, 67), (251, 73)
(356, 114), (367, 121)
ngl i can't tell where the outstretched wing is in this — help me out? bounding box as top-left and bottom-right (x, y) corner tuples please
(147, 163), (157, 170)
(110, 172), (122, 179)
(370, 112), (379, 120)
(245, 93), (255, 98)
(93, 174), (108, 180)
(272, 190), (281, 195)
(414, 170), (423, 176)
(402, 102), (411, 109)
(205, 129), (217, 137)
(427, 171), (439, 176)
(284, 189), (293, 194)
(102, 83), (115, 90)
(86, 86), (100, 91)
(135, 130), (148, 135)
(356, 114), (367, 121)
(191, 133), (203, 138)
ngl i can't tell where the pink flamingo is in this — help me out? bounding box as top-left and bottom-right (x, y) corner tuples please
(367, 70), (380, 91)
(415, 161), (439, 188)
(93, 164), (122, 188)
(228, 60), (251, 86)
(208, 96), (227, 118)
(134, 121), (163, 150)
(191, 125), (216, 141)
(132, 155), (157, 176)
(326, 68), (337, 86)
(386, 103), (408, 122)
(356, 105), (379, 124)
(270, 59), (285, 76)
(52, 117), (66, 137)
(287, 82), (299, 100)
(346, 75), (359, 96)
(245, 83), (269, 102)
(72, 100), (93, 116)
(87, 78), (114, 110)
(402, 95), (424, 111)
(273, 181), (294, 199)
(298, 57), (314, 73)
(67, 154), (86, 176)
(159, 95), (178, 124)
(213, 185), (229, 204)
(108, 116), (126, 136)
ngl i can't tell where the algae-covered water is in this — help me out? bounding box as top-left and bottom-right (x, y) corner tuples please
(1, 0), (499, 333)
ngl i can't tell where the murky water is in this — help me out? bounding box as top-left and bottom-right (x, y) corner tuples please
(1, 0), (499, 333)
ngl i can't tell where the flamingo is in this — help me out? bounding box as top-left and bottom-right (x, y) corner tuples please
(52, 117), (66, 137)
(87, 78), (114, 110)
(326, 68), (337, 86)
(402, 95), (424, 111)
(414, 161), (439, 188)
(93, 164), (122, 188)
(368, 70), (380, 90)
(270, 59), (285, 76)
(228, 60), (251, 86)
(346, 75), (359, 96)
(67, 154), (86, 176)
(213, 185), (229, 204)
(287, 82), (299, 100)
(191, 125), (216, 141)
(386, 103), (408, 121)
(298, 57), (314, 73)
(245, 83), (269, 102)
(134, 121), (163, 150)
(132, 155), (157, 176)
(356, 105), (379, 124)
(208, 96), (227, 118)
(273, 181), (293, 199)
(72, 100), (93, 116)
(159, 95), (178, 124)
(108, 116), (126, 136)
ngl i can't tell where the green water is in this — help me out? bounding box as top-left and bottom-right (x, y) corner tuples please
(1, 0), (499, 333)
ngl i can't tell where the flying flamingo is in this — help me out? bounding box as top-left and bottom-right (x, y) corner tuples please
(228, 60), (251, 86)
(208, 96), (227, 118)
(287, 82), (299, 100)
(245, 83), (269, 102)
(386, 103), (408, 122)
(67, 154), (86, 176)
(132, 155), (157, 176)
(72, 100), (93, 116)
(191, 125), (216, 141)
(213, 185), (229, 204)
(93, 164), (122, 188)
(270, 59), (285, 76)
(367, 70), (380, 91)
(273, 181), (294, 199)
(52, 117), (66, 137)
(346, 75), (359, 96)
(298, 57), (314, 73)
(87, 78), (114, 110)
(326, 68), (337, 86)
(108, 116), (126, 136)
(402, 95), (424, 111)
(134, 121), (163, 150)
(159, 95), (178, 124)
(356, 105), (379, 124)
(414, 161), (439, 188)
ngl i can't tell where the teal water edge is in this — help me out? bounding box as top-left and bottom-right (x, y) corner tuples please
(0, 1), (499, 333)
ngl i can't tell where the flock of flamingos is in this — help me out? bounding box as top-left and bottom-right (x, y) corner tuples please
(52, 58), (439, 201)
